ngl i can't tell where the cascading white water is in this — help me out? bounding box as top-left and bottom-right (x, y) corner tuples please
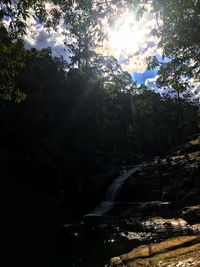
(88, 166), (140, 216)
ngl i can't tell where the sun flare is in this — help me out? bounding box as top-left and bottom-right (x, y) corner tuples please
(108, 16), (142, 56)
(98, 12), (160, 73)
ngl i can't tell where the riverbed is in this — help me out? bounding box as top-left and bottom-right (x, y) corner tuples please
(56, 163), (200, 267)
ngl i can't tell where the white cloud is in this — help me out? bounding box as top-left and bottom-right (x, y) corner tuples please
(23, 13), (70, 61)
(98, 11), (161, 73)
(187, 78), (200, 101)
(3, 3), (160, 72)
(145, 76), (200, 104)
(3, 2), (70, 61)
(145, 76), (177, 97)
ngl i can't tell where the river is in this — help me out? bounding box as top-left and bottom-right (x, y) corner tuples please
(57, 165), (198, 267)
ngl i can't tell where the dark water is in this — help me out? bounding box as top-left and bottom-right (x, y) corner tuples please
(56, 166), (141, 266)
(56, 210), (195, 267)
(55, 166), (196, 267)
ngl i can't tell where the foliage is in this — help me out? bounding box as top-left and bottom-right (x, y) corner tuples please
(132, 89), (199, 153)
(0, 2), (199, 265)
(0, 0), (62, 36)
(147, 0), (200, 92)
(2, 0), (200, 103)
(0, 45), (199, 196)
(0, 26), (26, 102)
(0, 0), (199, 213)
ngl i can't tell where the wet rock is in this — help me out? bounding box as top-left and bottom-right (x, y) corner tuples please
(114, 201), (172, 218)
(140, 217), (188, 230)
(120, 173), (162, 202)
(173, 135), (200, 155)
(104, 136), (200, 267)
(182, 205), (200, 223)
(108, 236), (200, 267)
(190, 224), (200, 233)
(120, 231), (153, 242)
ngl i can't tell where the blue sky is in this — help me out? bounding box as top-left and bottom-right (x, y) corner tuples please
(2, 2), (200, 102)
(131, 54), (167, 84)
(5, 6), (159, 86)
(132, 68), (158, 84)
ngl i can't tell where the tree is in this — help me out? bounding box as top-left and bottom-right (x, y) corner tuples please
(131, 87), (199, 154)
(0, 0), (62, 36)
(0, 25), (26, 102)
(0, 0), (63, 101)
(144, 0), (200, 137)
(64, 1), (97, 69)
(147, 0), (200, 91)
(2, 0), (200, 100)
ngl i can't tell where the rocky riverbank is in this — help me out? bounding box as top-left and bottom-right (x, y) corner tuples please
(108, 235), (200, 267)
(120, 135), (200, 207)
(56, 135), (200, 267)
(105, 134), (200, 267)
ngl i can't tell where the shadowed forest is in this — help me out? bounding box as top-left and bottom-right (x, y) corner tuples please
(1, 1), (200, 267)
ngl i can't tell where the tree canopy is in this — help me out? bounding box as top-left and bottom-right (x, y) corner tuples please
(1, 0), (200, 100)
(147, 0), (200, 95)
(0, 3), (199, 264)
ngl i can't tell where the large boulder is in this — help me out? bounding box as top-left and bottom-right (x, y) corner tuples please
(108, 235), (200, 267)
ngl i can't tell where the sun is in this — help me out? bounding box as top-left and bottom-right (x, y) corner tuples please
(108, 15), (142, 57)
(97, 11), (159, 73)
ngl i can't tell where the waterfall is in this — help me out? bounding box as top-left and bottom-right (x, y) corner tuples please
(88, 165), (140, 216)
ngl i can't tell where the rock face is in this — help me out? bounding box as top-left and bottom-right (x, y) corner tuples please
(160, 136), (200, 204)
(182, 205), (200, 223)
(108, 236), (200, 267)
(120, 134), (200, 207)
(106, 135), (200, 267)
(120, 170), (161, 202)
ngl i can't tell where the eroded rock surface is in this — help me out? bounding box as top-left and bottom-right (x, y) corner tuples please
(108, 236), (200, 267)
(120, 135), (200, 206)
(106, 135), (200, 267)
